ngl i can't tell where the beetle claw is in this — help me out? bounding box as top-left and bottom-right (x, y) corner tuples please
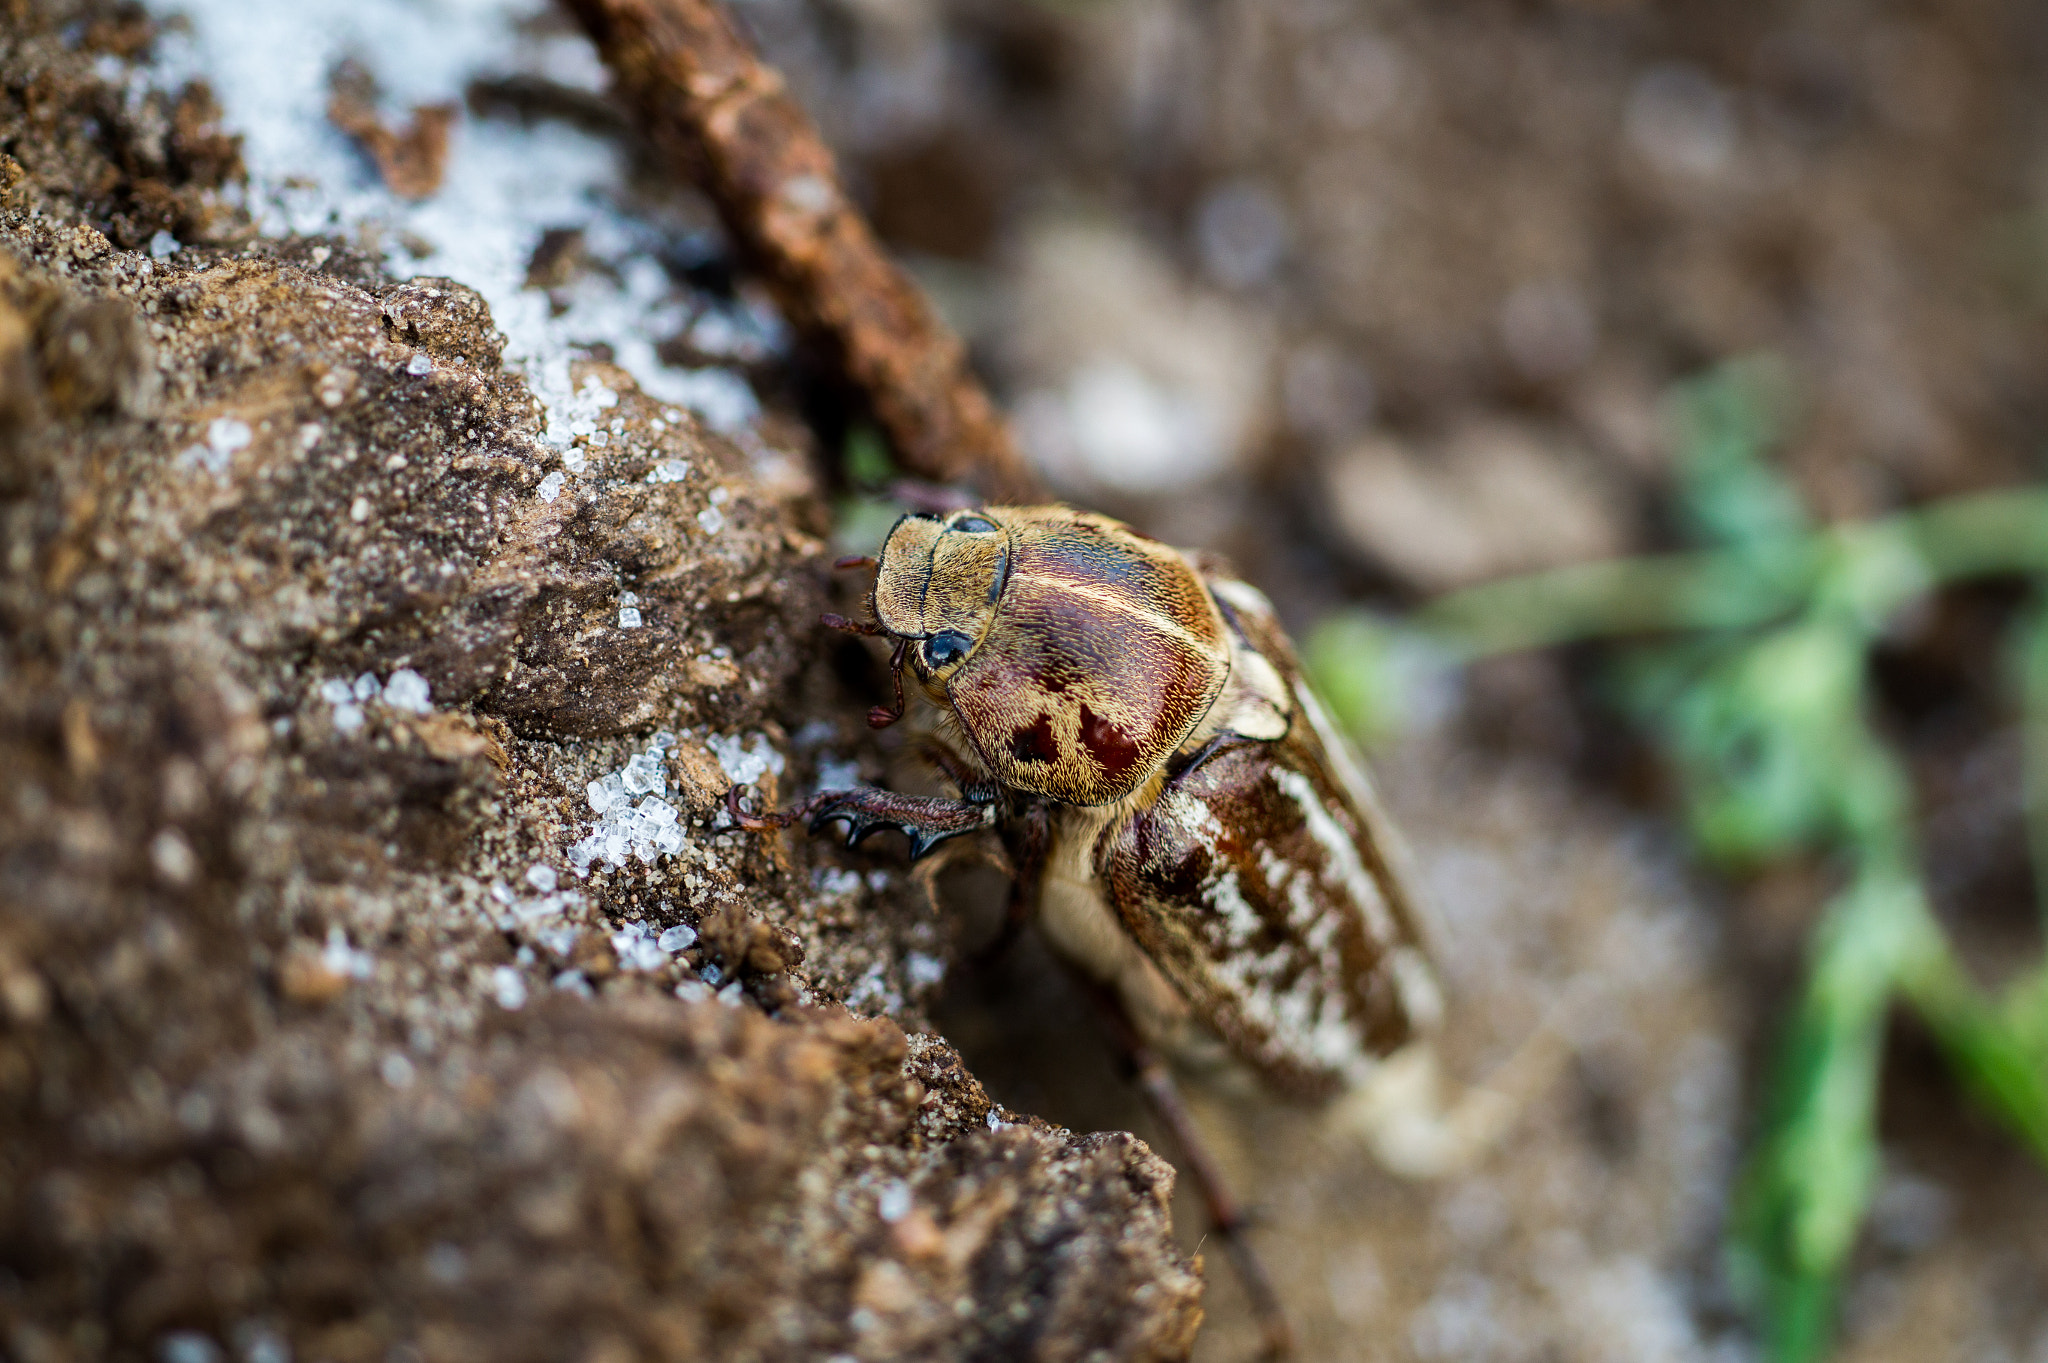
(793, 789), (989, 861)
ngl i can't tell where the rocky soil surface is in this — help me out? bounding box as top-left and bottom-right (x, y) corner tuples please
(0, 8), (1201, 1359)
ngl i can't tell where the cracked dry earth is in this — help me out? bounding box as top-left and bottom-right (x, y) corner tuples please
(0, 12), (1203, 1362)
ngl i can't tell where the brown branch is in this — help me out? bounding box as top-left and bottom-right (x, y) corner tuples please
(559, 0), (1045, 503)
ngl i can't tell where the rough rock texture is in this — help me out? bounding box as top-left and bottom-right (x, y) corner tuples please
(0, 9), (1201, 1361)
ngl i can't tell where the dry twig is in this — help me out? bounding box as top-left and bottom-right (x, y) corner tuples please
(560, 0), (1043, 503)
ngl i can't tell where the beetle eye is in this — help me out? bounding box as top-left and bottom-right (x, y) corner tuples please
(950, 515), (998, 533)
(922, 630), (972, 669)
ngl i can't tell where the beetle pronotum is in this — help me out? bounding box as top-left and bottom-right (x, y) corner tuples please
(733, 504), (1537, 1355)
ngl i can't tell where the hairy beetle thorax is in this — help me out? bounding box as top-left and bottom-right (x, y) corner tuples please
(871, 506), (1232, 808)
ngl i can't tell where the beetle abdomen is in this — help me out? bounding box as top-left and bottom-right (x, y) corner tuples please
(948, 509), (1229, 807)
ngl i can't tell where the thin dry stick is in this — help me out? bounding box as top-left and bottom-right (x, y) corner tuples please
(560, 0), (1044, 503)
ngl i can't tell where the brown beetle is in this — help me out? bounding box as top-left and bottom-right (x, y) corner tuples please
(734, 504), (1527, 1353)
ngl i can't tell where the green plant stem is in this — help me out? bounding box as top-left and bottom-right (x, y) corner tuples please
(1899, 947), (2048, 1165)
(2021, 598), (2048, 924)
(1418, 488), (2048, 658)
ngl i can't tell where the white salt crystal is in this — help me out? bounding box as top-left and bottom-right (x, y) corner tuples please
(380, 1052), (415, 1089)
(623, 752), (661, 794)
(657, 924), (696, 953)
(322, 926), (374, 979)
(638, 797), (676, 825)
(157, 1332), (219, 1363)
(406, 352), (433, 376)
(709, 732), (784, 785)
(552, 970), (593, 997)
(696, 506), (724, 534)
(877, 1181), (912, 1223)
(207, 417), (252, 457)
(814, 756), (862, 792)
(562, 449), (587, 474)
(618, 606), (642, 628)
(537, 471), (566, 502)
(318, 678), (353, 705)
(649, 730), (677, 751)
(648, 459), (691, 483)
(332, 702), (365, 733)
(587, 780), (613, 813)
(148, 231), (182, 259)
(492, 966), (528, 1010)
(525, 864), (558, 893)
(352, 673), (380, 701)
(906, 952), (947, 988)
(654, 825), (684, 854)
(382, 668), (431, 713)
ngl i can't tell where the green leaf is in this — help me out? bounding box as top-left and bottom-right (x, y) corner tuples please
(1669, 354), (1806, 550)
(1731, 867), (1932, 1363)
(842, 425), (895, 489)
(1303, 611), (1408, 747)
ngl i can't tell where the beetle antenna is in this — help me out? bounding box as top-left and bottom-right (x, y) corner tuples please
(832, 554), (877, 571)
(868, 639), (909, 729)
(820, 612), (885, 637)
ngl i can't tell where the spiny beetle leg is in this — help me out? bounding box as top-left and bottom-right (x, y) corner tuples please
(803, 787), (991, 860)
(1080, 974), (1296, 1360)
(726, 785), (989, 861)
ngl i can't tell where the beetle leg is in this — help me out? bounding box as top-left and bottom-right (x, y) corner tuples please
(727, 784), (990, 860)
(971, 799), (1049, 965)
(1080, 976), (1295, 1360)
(917, 739), (1002, 804)
(866, 639), (910, 729)
(820, 611), (885, 637)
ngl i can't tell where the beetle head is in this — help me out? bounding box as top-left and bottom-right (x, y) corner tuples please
(871, 510), (1008, 683)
